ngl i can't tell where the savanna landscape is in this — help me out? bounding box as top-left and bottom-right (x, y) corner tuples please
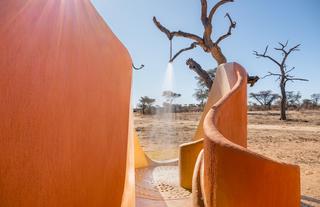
(1, 1), (319, 207)
(135, 110), (320, 205)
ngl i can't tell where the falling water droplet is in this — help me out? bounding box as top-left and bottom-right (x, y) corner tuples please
(146, 62), (178, 161)
(162, 62), (174, 91)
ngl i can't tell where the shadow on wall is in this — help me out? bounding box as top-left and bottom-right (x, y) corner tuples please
(301, 195), (320, 207)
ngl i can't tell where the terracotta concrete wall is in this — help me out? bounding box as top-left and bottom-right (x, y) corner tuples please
(202, 63), (300, 207)
(134, 131), (150, 169)
(0, 1), (133, 206)
(122, 110), (136, 207)
(179, 139), (203, 190)
(180, 63), (246, 190)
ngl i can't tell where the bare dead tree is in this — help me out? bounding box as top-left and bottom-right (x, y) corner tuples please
(254, 41), (308, 120)
(153, 0), (240, 89)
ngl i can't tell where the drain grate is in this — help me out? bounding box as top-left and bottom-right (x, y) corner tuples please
(135, 166), (191, 200)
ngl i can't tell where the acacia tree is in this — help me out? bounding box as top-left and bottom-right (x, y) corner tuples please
(311, 93), (320, 106)
(286, 91), (301, 109)
(254, 41), (308, 120)
(162, 90), (181, 113)
(249, 90), (279, 110)
(193, 69), (216, 107)
(301, 99), (313, 109)
(194, 88), (208, 108)
(153, 0), (259, 90)
(162, 90), (181, 104)
(138, 96), (156, 114)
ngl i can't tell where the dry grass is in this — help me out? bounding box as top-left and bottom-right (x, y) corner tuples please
(134, 110), (320, 201)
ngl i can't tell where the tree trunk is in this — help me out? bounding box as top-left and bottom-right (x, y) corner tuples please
(142, 105), (146, 115)
(210, 45), (227, 65)
(267, 103), (271, 110)
(280, 81), (287, 120)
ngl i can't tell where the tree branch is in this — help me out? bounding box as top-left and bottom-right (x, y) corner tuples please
(170, 42), (198, 62)
(282, 44), (300, 70)
(200, 0), (208, 26)
(249, 93), (265, 106)
(153, 16), (204, 44)
(215, 13), (236, 45)
(274, 41), (300, 56)
(277, 40), (288, 50)
(153, 1), (235, 66)
(285, 66), (295, 74)
(152, 17), (172, 40)
(208, 0), (234, 24)
(201, 0), (233, 42)
(285, 77), (309, 83)
(186, 58), (213, 89)
(261, 71), (282, 79)
(274, 41), (300, 66)
(253, 46), (281, 67)
(288, 44), (300, 54)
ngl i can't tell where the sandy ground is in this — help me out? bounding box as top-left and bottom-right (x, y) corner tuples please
(134, 110), (320, 205)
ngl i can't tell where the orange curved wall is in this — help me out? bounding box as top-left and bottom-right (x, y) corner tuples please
(180, 64), (247, 190)
(202, 63), (300, 207)
(0, 1), (132, 206)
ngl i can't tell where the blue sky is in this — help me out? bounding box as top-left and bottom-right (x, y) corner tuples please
(92, 0), (320, 107)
